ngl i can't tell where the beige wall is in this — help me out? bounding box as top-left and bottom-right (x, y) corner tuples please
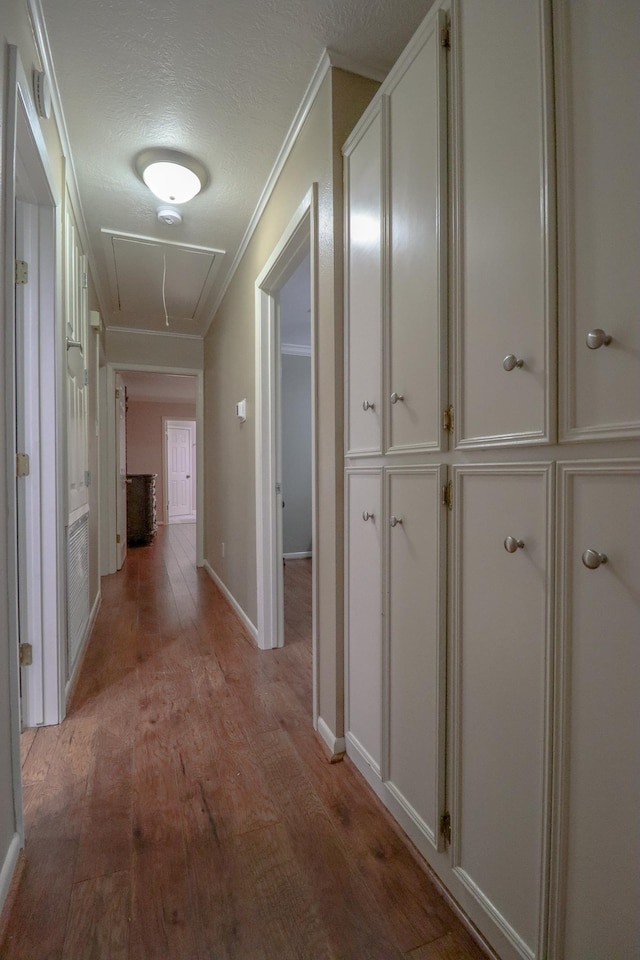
(127, 401), (197, 524)
(203, 67), (378, 741)
(106, 329), (203, 370)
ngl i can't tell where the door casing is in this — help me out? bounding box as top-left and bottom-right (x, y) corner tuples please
(254, 185), (319, 723)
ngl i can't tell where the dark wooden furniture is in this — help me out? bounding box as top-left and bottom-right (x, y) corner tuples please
(126, 473), (157, 545)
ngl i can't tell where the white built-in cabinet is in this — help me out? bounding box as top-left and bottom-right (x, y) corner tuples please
(344, 469), (382, 772)
(451, 0), (555, 448)
(556, 0), (640, 441)
(450, 465), (553, 959)
(550, 463), (640, 960)
(385, 466), (446, 847)
(343, 1), (639, 959)
(345, 106), (383, 456)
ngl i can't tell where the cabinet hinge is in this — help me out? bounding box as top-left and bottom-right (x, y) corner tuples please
(442, 480), (453, 510)
(84, 469), (91, 487)
(84, 368), (89, 386)
(19, 643), (33, 667)
(15, 260), (28, 285)
(441, 24), (450, 49)
(116, 533), (121, 544)
(443, 405), (454, 433)
(82, 271), (88, 290)
(115, 388), (120, 399)
(440, 811), (452, 845)
(16, 452), (30, 477)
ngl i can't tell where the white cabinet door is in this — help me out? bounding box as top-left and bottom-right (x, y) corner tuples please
(385, 466), (446, 849)
(551, 463), (640, 960)
(345, 469), (382, 777)
(344, 105), (383, 457)
(386, 11), (448, 454)
(450, 465), (553, 960)
(451, 0), (555, 447)
(556, 0), (640, 441)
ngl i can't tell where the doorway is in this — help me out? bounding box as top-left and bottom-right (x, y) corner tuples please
(255, 185), (318, 720)
(102, 366), (203, 573)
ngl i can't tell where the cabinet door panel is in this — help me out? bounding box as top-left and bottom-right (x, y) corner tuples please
(452, 0), (555, 446)
(386, 466), (446, 846)
(556, 0), (640, 440)
(451, 465), (552, 959)
(345, 107), (383, 456)
(387, 12), (447, 454)
(551, 464), (640, 960)
(345, 470), (382, 773)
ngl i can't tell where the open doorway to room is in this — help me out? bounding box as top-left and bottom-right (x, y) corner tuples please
(103, 366), (203, 573)
(255, 185), (318, 721)
(279, 255), (312, 648)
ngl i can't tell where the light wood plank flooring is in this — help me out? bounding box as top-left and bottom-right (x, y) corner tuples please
(1, 524), (488, 959)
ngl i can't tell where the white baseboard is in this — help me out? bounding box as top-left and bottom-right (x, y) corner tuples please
(65, 590), (101, 706)
(202, 560), (258, 641)
(0, 833), (21, 921)
(317, 716), (346, 761)
(283, 551), (312, 560)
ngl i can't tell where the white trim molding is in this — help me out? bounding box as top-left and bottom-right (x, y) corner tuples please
(0, 834), (22, 921)
(202, 561), (258, 641)
(317, 716), (346, 762)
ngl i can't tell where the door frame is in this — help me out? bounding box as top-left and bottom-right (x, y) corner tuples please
(163, 418), (197, 524)
(3, 46), (64, 860)
(103, 363), (204, 572)
(114, 373), (127, 570)
(255, 185), (319, 719)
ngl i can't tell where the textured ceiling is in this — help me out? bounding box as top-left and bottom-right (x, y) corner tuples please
(39, 0), (434, 337)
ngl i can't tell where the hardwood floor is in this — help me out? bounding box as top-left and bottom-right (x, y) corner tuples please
(1, 525), (488, 960)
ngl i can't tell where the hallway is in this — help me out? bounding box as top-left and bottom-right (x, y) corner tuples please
(1, 526), (486, 960)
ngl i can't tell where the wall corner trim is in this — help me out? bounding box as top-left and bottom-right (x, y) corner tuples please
(202, 560), (258, 642)
(0, 833), (22, 928)
(317, 716), (346, 762)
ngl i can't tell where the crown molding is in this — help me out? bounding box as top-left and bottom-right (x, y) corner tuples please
(27, 0), (112, 320)
(204, 45), (384, 336)
(204, 48), (333, 334)
(105, 325), (202, 342)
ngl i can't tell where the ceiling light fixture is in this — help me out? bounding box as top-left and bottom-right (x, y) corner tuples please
(135, 148), (208, 204)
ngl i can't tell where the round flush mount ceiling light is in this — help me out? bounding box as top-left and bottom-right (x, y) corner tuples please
(135, 148), (208, 204)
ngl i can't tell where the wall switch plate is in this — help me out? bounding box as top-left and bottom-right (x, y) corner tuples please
(235, 399), (247, 422)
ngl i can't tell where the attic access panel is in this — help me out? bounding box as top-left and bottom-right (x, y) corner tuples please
(102, 231), (224, 331)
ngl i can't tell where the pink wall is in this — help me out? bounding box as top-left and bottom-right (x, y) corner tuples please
(126, 401), (196, 524)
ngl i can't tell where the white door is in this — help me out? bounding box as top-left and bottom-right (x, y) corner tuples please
(385, 465), (446, 849)
(344, 104), (383, 457)
(15, 201), (43, 727)
(345, 469), (382, 778)
(450, 464), (553, 960)
(115, 374), (127, 569)
(386, 10), (448, 454)
(166, 421), (195, 522)
(452, 0), (555, 447)
(556, 0), (640, 441)
(551, 462), (640, 960)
